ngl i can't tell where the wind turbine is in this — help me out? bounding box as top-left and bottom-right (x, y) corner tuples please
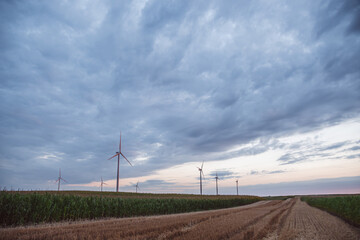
(100, 177), (107, 192)
(215, 173), (220, 195)
(197, 161), (205, 195)
(107, 132), (132, 192)
(236, 179), (239, 195)
(55, 168), (67, 191)
(135, 181), (140, 193)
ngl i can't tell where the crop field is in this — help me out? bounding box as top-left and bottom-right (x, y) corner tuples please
(1, 197), (360, 240)
(0, 191), (261, 227)
(5, 190), (258, 199)
(301, 195), (360, 227)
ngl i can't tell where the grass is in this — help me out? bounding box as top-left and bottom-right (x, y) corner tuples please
(301, 195), (360, 227)
(0, 191), (262, 227)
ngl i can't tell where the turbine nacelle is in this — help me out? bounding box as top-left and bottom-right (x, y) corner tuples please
(197, 161), (205, 179)
(197, 168), (205, 179)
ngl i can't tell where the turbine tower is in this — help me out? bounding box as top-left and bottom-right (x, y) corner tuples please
(55, 168), (67, 191)
(197, 161), (205, 195)
(100, 177), (107, 192)
(107, 132), (132, 192)
(215, 173), (220, 195)
(135, 181), (140, 193)
(236, 179), (239, 195)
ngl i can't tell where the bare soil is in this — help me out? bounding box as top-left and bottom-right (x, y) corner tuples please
(1, 197), (359, 240)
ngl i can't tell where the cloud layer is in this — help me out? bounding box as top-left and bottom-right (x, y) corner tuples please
(0, 0), (359, 191)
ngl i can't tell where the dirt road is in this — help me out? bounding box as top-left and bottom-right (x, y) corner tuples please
(1, 197), (359, 240)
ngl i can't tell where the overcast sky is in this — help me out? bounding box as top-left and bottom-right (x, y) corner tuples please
(1, 0), (359, 195)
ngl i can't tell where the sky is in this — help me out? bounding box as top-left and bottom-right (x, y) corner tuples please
(0, 0), (359, 196)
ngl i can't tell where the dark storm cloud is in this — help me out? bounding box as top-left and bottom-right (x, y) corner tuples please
(0, 0), (359, 189)
(316, 0), (360, 36)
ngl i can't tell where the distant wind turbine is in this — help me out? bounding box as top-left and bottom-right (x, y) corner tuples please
(236, 179), (239, 195)
(107, 132), (132, 192)
(55, 168), (67, 191)
(197, 161), (205, 195)
(100, 177), (107, 192)
(215, 173), (220, 195)
(135, 181), (140, 193)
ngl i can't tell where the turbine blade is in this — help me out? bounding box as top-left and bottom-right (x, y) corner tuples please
(108, 153), (120, 160)
(120, 152), (132, 166)
(61, 178), (68, 183)
(119, 132), (122, 152)
(201, 161), (204, 169)
(201, 170), (205, 180)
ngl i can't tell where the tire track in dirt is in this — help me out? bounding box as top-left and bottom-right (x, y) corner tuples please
(171, 200), (287, 239)
(130, 201), (279, 240)
(168, 201), (282, 239)
(224, 198), (295, 240)
(252, 198), (296, 239)
(121, 201), (281, 240)
(276, 197), (360, 240)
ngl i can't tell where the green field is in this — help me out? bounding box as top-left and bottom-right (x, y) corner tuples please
(0, 191), (262, 227)
(301, 195), (360, 227)
(11, 190), (257, 199)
